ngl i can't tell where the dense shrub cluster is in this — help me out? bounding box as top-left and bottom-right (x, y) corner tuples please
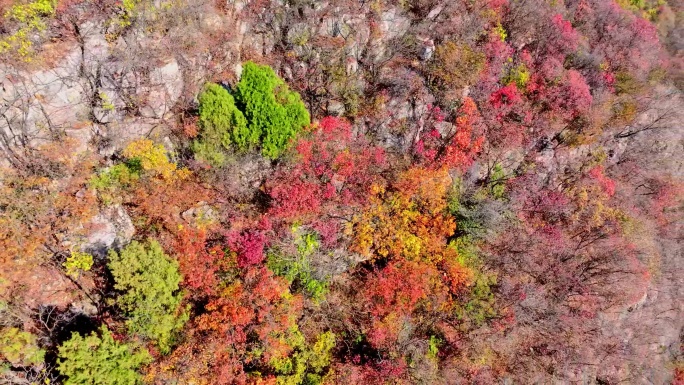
(193, 61), (310, 164)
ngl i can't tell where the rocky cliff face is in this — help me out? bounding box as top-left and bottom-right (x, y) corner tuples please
(1, 1), (446, 162)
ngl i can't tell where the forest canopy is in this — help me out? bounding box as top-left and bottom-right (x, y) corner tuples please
(0, 0), (682, 384)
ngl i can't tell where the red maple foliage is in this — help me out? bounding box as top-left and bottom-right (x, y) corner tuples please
(174, 227), (224, 296)
(415, 97), (484, 169)
(267, 116), (387, 225)
(227, 230), (267, 267)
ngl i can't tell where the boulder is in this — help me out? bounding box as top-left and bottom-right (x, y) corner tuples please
(327, 100), (345, 116)
(83, 204), (135, 258)
(435, 121), (455, 138)
(233, 62), (243, 81)
(182, 202), (218, 226)
(427, 5), (444, 20)
(380, 8), (411, 40)
(140, 59), (183, 119)
(71, 299), (99, 316)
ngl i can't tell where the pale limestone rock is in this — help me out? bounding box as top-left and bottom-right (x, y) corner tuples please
(84, 204), (135, 258)
(427, 5), (444, 20)
(380, 8), (411, 40)
(140, 59), (183, 119)
(182, 202), (218, 226)
(327, 100), (345, 116)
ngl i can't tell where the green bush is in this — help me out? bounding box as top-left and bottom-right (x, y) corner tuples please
(488, 164), (507, 200)
(447, 179), (484, 237)
(267, 229), (328, 302)
(452, 238), (497, 326)
(194, 63), (309, 162)
(427, 335), (442, 359)
(270, 330), (336, 385)
(615, 71), (641, 95)
(0, 327), (45, 367)
(234, 61), (310, 159)
(108, 240), (188, 354)
(0, 0), (56, 60)
(193, 83), (249, 166)
(90, 163), (139, 190)
(57, 326), (151, 385)
(503, 64), (530, 89)
(64, 251), (94, 278)
(89, 163), (140, 204)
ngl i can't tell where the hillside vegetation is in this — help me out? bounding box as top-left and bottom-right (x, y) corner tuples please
(0, 0), (683, 384)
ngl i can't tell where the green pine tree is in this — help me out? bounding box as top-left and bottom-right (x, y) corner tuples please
(193, 63), (309, 162)
(234, 61), (310, 159)
(57, 326), (151, 385)
(0, 327), (45, 367)
(108, 240), (188, 354)
(193, 83), (249, 166)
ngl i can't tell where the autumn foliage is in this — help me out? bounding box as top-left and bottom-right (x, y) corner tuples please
(2, 0), (681, 384)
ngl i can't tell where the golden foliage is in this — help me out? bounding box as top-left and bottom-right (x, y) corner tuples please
(349, 168), (456, 263)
